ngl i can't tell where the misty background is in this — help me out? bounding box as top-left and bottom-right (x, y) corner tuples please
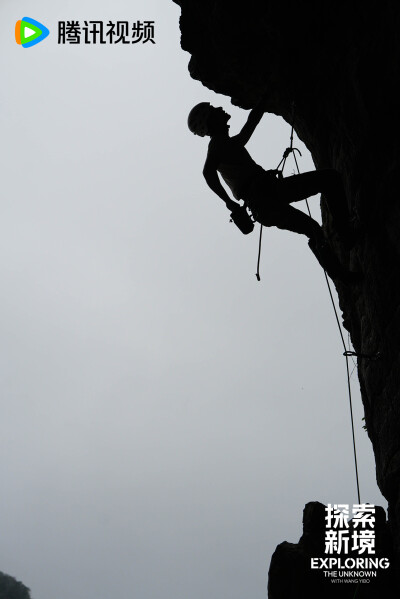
(0, 1), (386, 598)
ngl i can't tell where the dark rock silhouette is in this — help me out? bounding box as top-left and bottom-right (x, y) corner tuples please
(174, 0), (400, 592)
(0, 571), (31, 599)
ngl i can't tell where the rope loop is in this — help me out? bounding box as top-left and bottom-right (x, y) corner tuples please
(283, 146), (302, 160)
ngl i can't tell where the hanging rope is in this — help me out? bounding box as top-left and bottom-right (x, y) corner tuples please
(295, 159), (361, 505)
(291, 131), (364, 599)
(295, 150), (361, 505)
(256, 225), (263, 281)
(258, 104), (362, 504)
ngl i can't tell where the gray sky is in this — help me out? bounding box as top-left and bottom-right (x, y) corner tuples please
(0, 1), (386, 598)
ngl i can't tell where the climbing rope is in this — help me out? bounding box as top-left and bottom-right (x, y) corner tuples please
(256, 225), (263, 281)
(283, 123), (363, 598)
(294, 156), (362, 505)
(255, 103), (301, 282)
(257, 105), (362, 504)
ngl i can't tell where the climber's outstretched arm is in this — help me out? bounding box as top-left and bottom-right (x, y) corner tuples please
(234, 97), (267, 146)
(203, 158), (239, 212)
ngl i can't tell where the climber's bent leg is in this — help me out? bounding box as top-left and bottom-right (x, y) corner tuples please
(258, 204), (324, 241)
(279, 169), (352, 242)
(257, 204), (360, 283)
(265, 206), (344, 278)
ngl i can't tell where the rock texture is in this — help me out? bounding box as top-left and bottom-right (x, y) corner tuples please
(174, 0), (400, 591)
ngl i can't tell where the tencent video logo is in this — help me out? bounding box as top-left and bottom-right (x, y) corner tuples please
(15, 17), (49, 48)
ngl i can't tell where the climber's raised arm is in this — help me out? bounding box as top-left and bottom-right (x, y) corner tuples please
(234, 97), (267, 146)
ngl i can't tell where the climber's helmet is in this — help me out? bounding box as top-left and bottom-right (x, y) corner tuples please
(187, 102), (214, 137)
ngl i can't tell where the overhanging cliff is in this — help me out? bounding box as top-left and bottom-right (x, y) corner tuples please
(173, 0), (400, 588)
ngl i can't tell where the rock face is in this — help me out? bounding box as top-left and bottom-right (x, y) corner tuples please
(174, 0), (400, 590)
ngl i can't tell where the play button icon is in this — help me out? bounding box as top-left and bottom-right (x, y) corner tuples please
(24, 27), (36, 39)
(15, 17), (50, 48)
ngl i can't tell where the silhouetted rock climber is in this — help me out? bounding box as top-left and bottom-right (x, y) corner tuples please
(188, 99), (361, 284)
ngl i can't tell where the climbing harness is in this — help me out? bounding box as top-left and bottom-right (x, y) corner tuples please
(256, 102), (367, 506)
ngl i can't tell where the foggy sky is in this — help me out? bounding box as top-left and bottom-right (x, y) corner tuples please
(0, 1), (386, 598)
